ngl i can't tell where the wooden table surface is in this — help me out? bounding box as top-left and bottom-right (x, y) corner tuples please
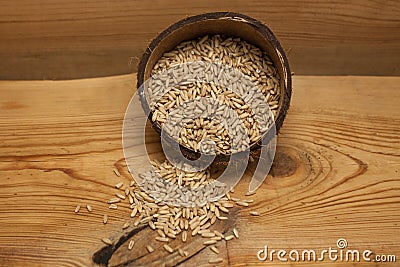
(0, 74), (399, 266)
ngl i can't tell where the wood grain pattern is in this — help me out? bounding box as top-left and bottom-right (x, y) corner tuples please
(0, 74), (399, 266)
(0, 0), (399, 79)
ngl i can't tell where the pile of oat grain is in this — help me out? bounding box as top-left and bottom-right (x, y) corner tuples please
(146, 34), (280, 155)
(76, 162), (260, 262)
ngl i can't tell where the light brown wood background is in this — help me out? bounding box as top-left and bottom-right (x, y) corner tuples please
(0, 0), (399, 79)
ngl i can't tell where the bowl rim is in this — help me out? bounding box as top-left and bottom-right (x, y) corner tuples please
(137, 11), (292, 163)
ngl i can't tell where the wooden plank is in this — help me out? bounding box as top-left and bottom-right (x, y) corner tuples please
(0, 75), (399, 266)
(0, 0), (399, 79)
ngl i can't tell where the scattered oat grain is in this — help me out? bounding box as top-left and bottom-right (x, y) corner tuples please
(115, 182), (123, 189)
(209, 258), (223, 264)
(210, 246), (220, 254)
(101, 237), (112, 245)
(163, 244), (174, 253)
(182, 230), (187, 242)
(225, 235), (235, 241)
(233, 228), (239, 238)
(122, 221), (130, 229)
(146, 245), (154, 253)
(203, 239), (217, 245)
(155, 236), (169, 242)
(74, 205), (80, 213)
(236, 201), (249, 207)
(113, 169), (121, 177)
(109, 204), (118, 209)
(128, 240), (135, 250)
